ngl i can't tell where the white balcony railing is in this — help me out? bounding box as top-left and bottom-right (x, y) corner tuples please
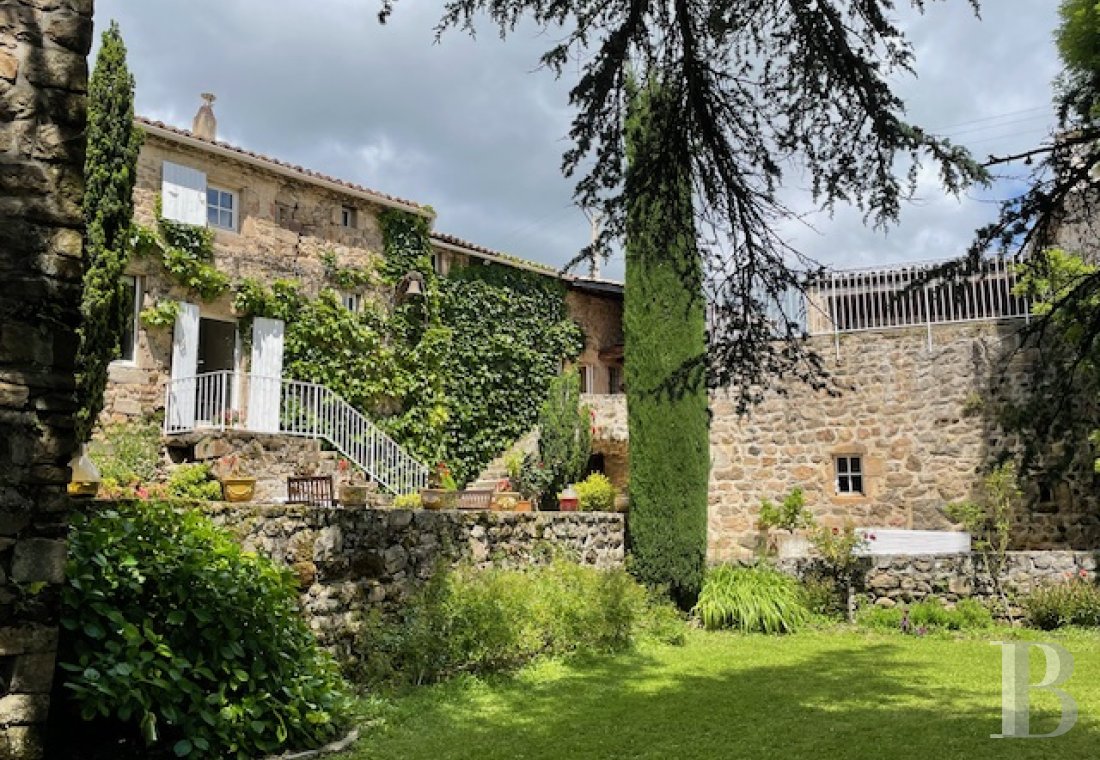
(164, 371), (428, 495)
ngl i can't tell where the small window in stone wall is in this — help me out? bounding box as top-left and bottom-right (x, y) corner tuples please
(835, 455), (863, 495)
(341, 292), (363, 313)
(340, 206), (356, 228)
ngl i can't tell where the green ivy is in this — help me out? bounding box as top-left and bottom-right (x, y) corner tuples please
(132, 215), (229, 302)
(320, 249), (378, 290)
(139, 299), (180, 329)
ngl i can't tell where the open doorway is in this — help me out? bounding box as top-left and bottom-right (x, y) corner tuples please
(195, 317), (238, 425)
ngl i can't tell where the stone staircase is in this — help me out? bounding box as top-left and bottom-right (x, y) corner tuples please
(468, 431), (539, 491)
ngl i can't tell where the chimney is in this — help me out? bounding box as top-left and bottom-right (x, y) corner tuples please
(192, 92), (217, 141)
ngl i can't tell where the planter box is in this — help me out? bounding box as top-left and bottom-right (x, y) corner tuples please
(420, 488), (458, 510)
(221, 477), (257, 503)
(340, 483), (371, 506)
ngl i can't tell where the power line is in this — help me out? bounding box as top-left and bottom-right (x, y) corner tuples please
(928, 105), (1050, 133)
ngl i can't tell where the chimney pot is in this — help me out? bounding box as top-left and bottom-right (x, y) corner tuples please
(192, 92), (217, 141)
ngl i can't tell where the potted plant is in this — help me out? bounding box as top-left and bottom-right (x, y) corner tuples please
(336, 457), (373, 506)
(757, 488), (814, 559)
(512, 454), (550, 512)
(421, 461), (459, 510)
(490, 477), (522, 511)
(217, 453), (256, 503)
(558, 485), (579, 512)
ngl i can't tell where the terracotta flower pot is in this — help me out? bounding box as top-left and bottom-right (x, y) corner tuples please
(221, 477), (257, 503)
(420, 488), (457, 510)
(514, 499), (533, 513)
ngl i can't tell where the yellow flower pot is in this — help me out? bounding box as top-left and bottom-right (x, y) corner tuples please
(221, 477), (257, 503)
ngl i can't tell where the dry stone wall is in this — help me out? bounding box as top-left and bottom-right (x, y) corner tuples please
(708, 321), (1100, 561)
(778, 551), (1098, 612)
(204, 504), (626, 666)
(0, 1), (92, 756)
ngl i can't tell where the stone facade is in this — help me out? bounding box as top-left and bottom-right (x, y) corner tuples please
(101, 124), (427, 425)
(583, 393), (629, 492)
(204, 504), (626, 665)
(779, 551), (1098, 611)
(566, 286), (624, 396)
(708, 321), (1100, 562)
(0, 1), (92, 756)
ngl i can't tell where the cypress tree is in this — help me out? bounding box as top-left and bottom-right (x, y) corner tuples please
(624, 76), (709, 607)
(75, 21), (143, 442)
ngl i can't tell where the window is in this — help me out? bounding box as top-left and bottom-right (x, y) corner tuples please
(117, 275), (141, 363)
(340, 206), (356, 228)
(608, 365), (623, 395)
(207, 186), (237, 231)
(578, 364), (593, 394)
(835, 456), (863, 495)
(341, 292), (363, 313)
(431, 252), (446, 276)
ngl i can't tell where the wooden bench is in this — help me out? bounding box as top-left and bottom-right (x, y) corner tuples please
(287, 475), (336, 507)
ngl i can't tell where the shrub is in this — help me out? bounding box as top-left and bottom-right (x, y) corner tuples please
(166, 463), (223, 500)
(393, 492), (422, 509)
(1023, 575), (1100, 630)
(758, 488), (813, 533)
(358, 559), (683, 686)
(59, 501), (350, 758)
(536, 370), (591, 510)
(89, 417), (162, 485)
(693, 565), (809, 634)
(856, 599), (994, 633)
(576, 472), (617, 512)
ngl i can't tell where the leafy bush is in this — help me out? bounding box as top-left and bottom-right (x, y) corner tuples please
(393, 492), (422, 509)
(758, 488), (813, 532)
(856, 599), (994, 633)
(166, 463), (223, 501)
(59, 501), (350, 758)
(89, 418), (162, 485)
(576, 472), (617, 512)
(1023, 575), (1100, 630)
(693, 565), (810, 634)
(536, 370), (591, 510)
(359, 560), (683, 686)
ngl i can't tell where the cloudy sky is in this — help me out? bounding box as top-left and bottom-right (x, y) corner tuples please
(93, 1), (1063, 281)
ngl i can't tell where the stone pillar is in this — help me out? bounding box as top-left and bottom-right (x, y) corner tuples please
(0, 1), (92, 757)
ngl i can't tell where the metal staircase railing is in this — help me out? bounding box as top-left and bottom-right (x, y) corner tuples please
(164, 371), (428, 495)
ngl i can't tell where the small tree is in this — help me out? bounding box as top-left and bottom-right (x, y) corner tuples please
(75, 21), (143, 442)
(946, 462), (1022, 622)
(536, 369), (590, 509)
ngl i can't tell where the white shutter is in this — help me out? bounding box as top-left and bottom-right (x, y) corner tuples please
(248, 317), (285, 433)
(161, 161), (207, 226)
(168, 302), (200, 431)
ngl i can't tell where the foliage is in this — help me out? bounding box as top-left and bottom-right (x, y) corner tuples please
(429, 461), (458, 492)
(536, 370), (591, 510)
(358, 560), (682, 687)
(808, 523), (871, 579)
(75, 20), (143, 443)
(58, 501), (350, 758)
(139, 299), (181, 329)
(132, 219), (229, 302)
(692, 565), (809, 634)
(513, 453), (554, 504)
(758, 488), (813, 533)
(393, 492), (422, 509)
(1023, 573), (1100, 630)
(575, 472), (617, 512)
(945, 462), (1021, 620)
(88, 417), (162, 486)
(624, 78), (709, 607)
(504, 450), (524, 480)
(321, 249), (378, 290)
(437, 263), (583, 486)
(856, 599), (994, 634)
(166, 463), (223, 501)
(379, 0), (985, 409)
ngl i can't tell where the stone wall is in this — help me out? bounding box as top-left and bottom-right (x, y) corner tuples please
(167, 430), (391, 504)
(779, 551), (1098, 611)
(708, 321), (1100, 561)
(566, 288), (623, 395)
(0, 1), (91, 756)
(204, 504), (626, 665)
(583, 393), (629, 493)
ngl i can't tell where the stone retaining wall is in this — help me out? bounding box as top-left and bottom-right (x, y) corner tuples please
(778, 550), (1099, 610)
(204, 504), (626, 665)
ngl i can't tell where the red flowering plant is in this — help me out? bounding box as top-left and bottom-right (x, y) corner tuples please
(429, 461), (458, 492)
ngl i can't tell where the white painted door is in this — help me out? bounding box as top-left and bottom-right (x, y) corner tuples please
(168, 302), (200, 431)
(161, 161), (208, 226)
(248, 317), (285, 433)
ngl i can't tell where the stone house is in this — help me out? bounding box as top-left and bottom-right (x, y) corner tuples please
(101, 98), (626, 495)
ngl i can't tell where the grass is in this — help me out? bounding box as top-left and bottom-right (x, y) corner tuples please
(335, 628), (1100, 760)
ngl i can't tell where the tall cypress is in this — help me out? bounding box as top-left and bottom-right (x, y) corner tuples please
(624, 76), (709, 607)
(75, 21), (143, 442)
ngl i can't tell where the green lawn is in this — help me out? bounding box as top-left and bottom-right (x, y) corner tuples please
(336, 629), (1100, 760)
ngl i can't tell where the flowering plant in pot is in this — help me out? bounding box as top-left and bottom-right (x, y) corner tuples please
(490, 477), (522, 511)
(337, 457), (373, 507)
(216, 454), (256, 503)
(421, 461), (459, 510)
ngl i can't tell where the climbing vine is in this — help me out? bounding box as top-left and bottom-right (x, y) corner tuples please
(132, 213), (230, 302)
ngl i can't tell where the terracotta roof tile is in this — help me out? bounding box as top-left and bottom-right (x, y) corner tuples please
(136, 115), (429, 214)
